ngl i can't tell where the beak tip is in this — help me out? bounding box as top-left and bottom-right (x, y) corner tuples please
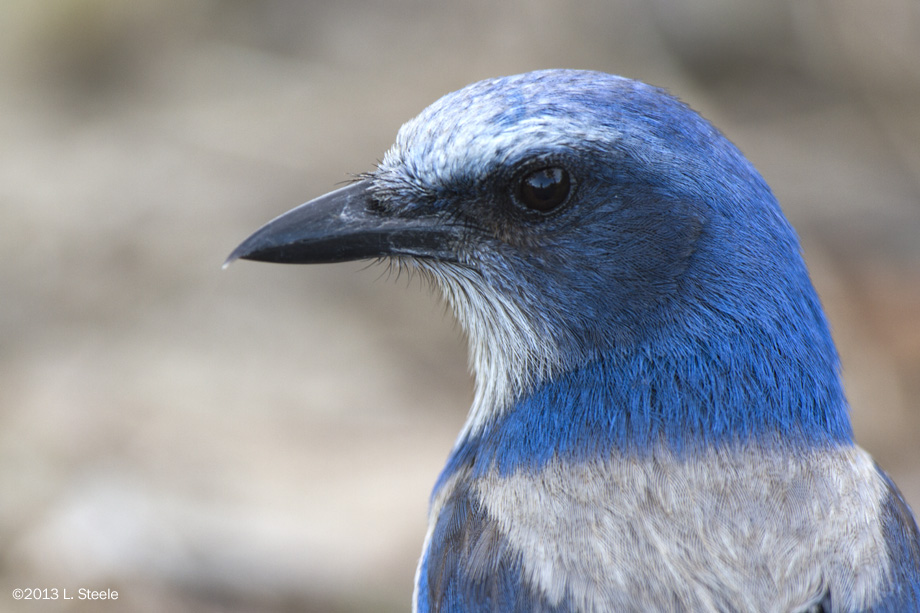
(223, 240), (254, 269)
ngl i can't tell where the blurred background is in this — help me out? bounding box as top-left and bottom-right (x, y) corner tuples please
(1, 0), (919, 611)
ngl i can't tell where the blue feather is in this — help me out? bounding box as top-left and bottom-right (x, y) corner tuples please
(871, 470), (920, 611)
(418, 482), (573, 612)
(378, 70), (918, 611)
(233, 69), (920, 612)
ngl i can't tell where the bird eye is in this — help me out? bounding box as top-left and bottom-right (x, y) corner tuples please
(517, 166), (571, 213)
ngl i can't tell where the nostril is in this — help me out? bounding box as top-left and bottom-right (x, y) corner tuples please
(367, 194), (386, 213)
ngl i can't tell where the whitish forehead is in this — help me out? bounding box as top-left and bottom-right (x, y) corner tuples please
(379, 72), (625, 188)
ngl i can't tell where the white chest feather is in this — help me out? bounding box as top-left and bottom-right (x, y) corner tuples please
(465, 444), (890, 612)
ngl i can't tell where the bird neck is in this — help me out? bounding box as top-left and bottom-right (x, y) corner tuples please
(437, 315), (853, 487)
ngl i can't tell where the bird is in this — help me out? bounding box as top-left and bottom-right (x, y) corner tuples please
(227, 70), (920, 612)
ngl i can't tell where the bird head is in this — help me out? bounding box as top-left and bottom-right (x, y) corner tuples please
(229, 70), (850, 455)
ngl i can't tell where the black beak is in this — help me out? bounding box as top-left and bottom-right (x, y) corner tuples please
(226, 179), (458, 265)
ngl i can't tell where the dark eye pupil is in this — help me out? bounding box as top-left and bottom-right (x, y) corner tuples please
(519, 167), (570, 212)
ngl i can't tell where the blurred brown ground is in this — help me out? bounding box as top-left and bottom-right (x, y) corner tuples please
(0, 1), (918, 611)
